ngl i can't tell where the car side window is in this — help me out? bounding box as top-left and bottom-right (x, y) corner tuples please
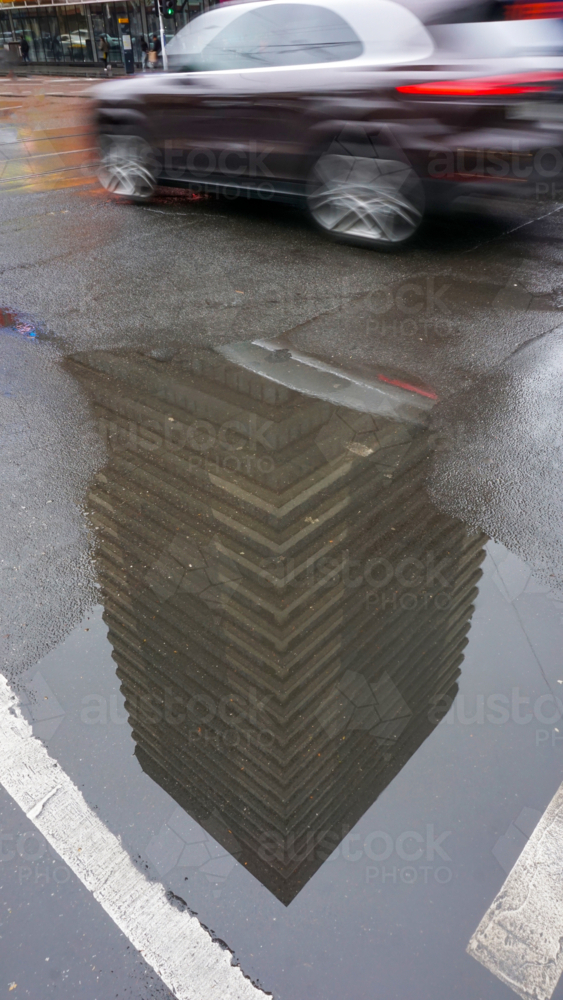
(194, 4), (363, 70)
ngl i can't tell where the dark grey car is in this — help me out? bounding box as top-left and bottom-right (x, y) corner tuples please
(92, 0), (563, 248)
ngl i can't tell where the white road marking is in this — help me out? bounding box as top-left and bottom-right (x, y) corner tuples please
(468, 779), (563, 1000)
(0, 674), (270, 1000)
(28, 784), (60, 820)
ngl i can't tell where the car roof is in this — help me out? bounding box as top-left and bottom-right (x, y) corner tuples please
(169, 0), (434, 66)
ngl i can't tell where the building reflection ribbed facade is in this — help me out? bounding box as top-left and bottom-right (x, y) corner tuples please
(68, 347), (486, 904)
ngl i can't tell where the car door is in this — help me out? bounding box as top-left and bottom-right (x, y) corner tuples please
(147, 2), (364, 192)
(142, 3), (286, 190)
(144, 72), (253, 188)
(218, 3), (365, 187)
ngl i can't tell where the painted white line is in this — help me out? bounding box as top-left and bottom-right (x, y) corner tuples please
(28, 783), (60, 819)
(0, 674), (270, 1000)
(467, 779), (563, 1000)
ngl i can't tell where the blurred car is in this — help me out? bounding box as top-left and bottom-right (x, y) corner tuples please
(91, 0), (563, 249)
(60, 29), (90, 55)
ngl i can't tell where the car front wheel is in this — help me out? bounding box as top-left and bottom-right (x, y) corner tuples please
(307, 153), (424, 250)
(97, 134), (157, 202)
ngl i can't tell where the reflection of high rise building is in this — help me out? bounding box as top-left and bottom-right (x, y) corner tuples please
(68, 347), (486, 905)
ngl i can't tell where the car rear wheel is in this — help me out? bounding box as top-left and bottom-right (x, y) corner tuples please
(307, 153), (424, 250)
(98, 134), (157, 202)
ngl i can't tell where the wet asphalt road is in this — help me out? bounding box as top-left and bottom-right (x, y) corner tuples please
(2, 80), (563, 1000)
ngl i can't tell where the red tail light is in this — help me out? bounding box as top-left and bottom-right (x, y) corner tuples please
(397, 72), (563, 97)
(505, 2), (563, 17)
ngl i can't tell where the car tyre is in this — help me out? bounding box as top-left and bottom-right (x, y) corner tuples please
(307, 152), (424, 250)
(98, 134), (157, 202)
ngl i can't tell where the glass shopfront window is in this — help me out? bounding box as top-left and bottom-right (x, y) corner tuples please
(60, 7), (92, 62)
(91, 3), (126, 64)
(0, 0), (207, 68)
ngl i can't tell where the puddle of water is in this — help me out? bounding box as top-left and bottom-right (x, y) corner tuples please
(11, 343), (563, 1000)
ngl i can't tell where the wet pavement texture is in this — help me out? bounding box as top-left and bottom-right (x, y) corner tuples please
(1, 80), (563, 1000)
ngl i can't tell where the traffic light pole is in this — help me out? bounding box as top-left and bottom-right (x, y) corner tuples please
(157, 4), (168, 70)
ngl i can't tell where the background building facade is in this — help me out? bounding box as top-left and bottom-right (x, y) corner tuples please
(0, 0), (212, 69)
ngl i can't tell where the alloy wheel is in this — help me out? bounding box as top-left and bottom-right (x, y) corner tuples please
(98, 135), (157, 202)
(308, 154), (424, 247)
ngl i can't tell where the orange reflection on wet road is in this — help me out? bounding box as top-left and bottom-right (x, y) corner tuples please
(0, 79), (97, 193)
